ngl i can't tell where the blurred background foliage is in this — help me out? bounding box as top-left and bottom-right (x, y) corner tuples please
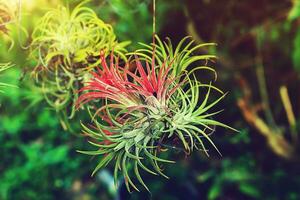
(0, 0), (300, 200)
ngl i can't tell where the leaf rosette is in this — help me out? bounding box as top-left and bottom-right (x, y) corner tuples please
(76, 36), (236, 192)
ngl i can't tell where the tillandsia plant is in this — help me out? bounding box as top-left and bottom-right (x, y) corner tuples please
(76, 36), (237, 192)
(0, 0), (19, 32)
(0, 0), (20, 49)
(30, 1), (129, 124)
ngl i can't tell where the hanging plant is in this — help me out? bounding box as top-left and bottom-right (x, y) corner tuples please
(30, 2), (130, 125)
(76, 36), (236, 192)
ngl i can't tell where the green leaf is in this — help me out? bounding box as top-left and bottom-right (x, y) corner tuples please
(43, 146), (69, 165)
(208, 180), (222, 200)
(239, 183), (261, 198)
(92, 153), (115, 176)
(288, 0), (300, 20)
(292, 28), (300, 71)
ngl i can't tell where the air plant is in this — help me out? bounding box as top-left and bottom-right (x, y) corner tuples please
(0, 0), (20, 49)
(0, 0), (19, 33)
(76, 36), (236, 192)
(30, 2), (130, 123)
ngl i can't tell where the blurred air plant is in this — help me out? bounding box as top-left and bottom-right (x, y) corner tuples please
(76, 36), (236, 192)
(0, 0), (19, 33)
(30, 2), (130, 126)
(0, 0), (20, 49)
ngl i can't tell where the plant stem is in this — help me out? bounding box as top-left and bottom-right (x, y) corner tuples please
(153, 0), (156, 36)
(255, 54), (276, 128)
(279, 85), (297, 143)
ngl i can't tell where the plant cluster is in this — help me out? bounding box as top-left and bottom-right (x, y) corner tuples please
(76, 36), (235, 191)
(30, 2), (129, 120)
(0, 0), (236, 194)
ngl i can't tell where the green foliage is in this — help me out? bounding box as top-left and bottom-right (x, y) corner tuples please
(96, 0), (152, 46)
(0, 125), (86, 200)
(203, 157), (260, 200)
(97, 0), (180, 49)
(0, 143), (69, 199)
(0, 67), (100, 199)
